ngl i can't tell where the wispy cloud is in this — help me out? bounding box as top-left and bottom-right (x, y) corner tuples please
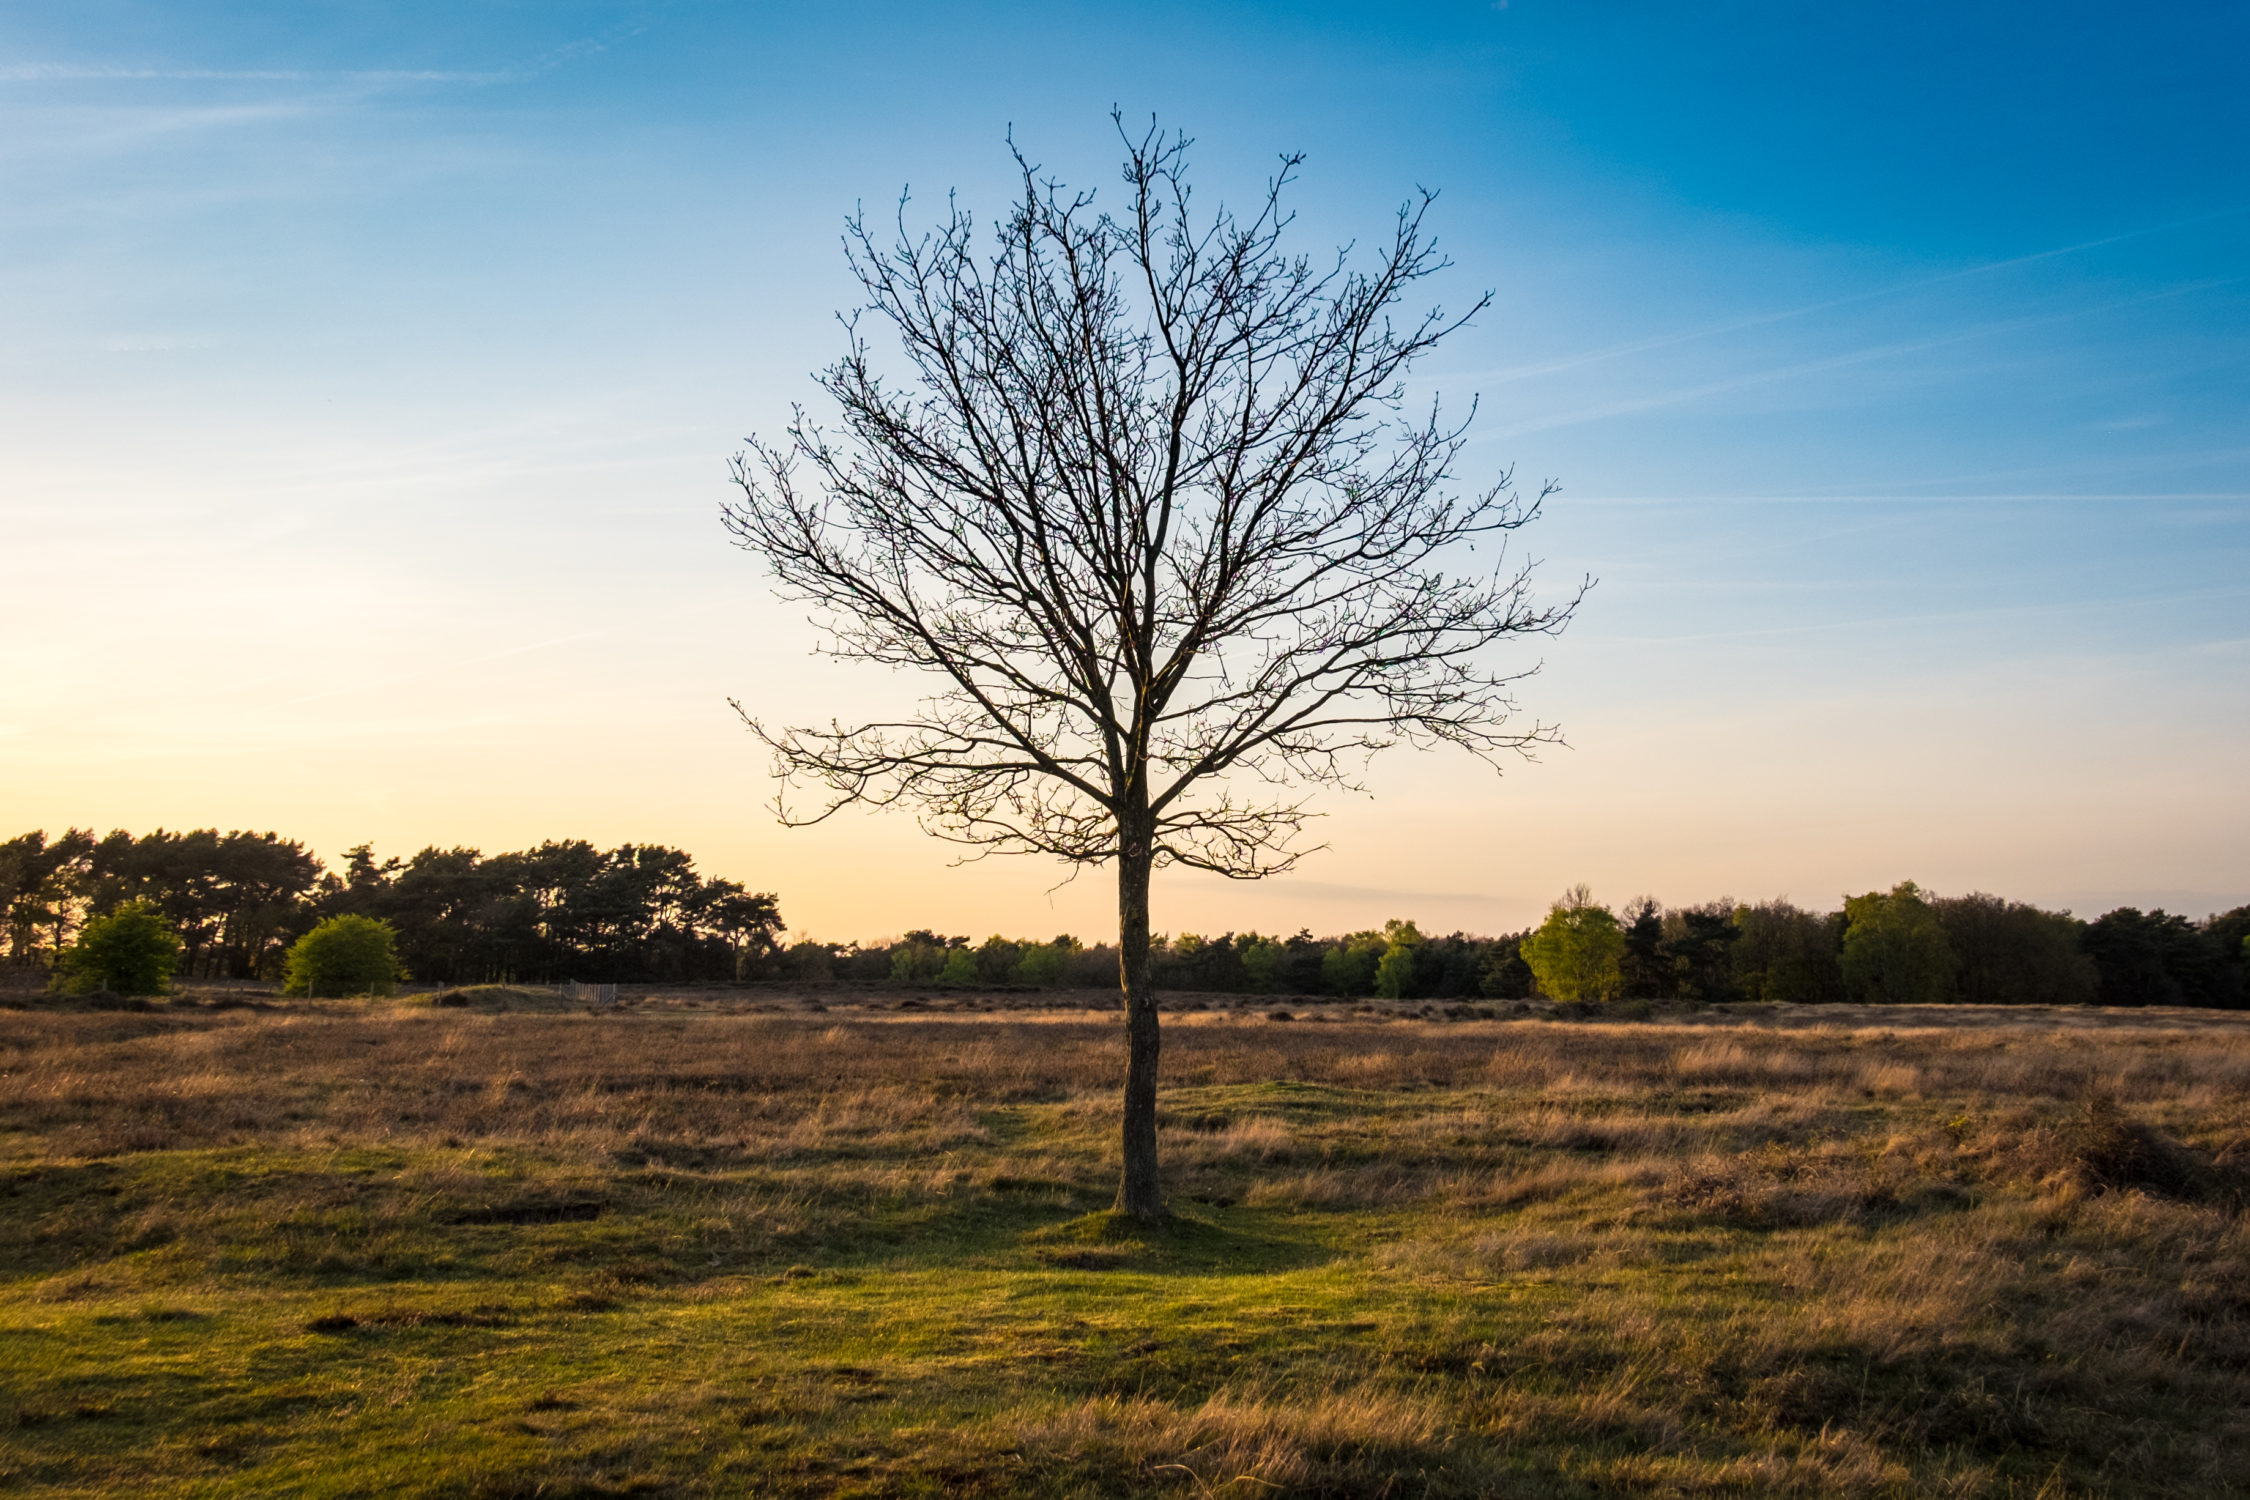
(1176, 874), (1515, 908)
(0, 20), (645, 90)
(1488, 277), (2242, 439)
(1592, 586), (2250, 647)
(99, 334), (215, 353)
(274, 630), (607, 708)
(0, 64), (501, 83)
(1572, 491), (2250, 506)
(1466, 206), (2250, 386)
(520, 32), (640, 77)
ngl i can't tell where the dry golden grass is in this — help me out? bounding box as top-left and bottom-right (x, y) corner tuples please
(2, 991), (2247, 1496)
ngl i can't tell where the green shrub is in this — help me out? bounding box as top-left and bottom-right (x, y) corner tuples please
(938, 946), (978, 986)
(57, 902), (181, 995)
(283, 915), (403, 998)
(1014, 942), (1066, 987)
(1520, 886), (1624, 1003)
(1372, 919), (1424, 1000)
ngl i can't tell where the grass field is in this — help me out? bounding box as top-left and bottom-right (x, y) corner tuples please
(3, 988), (2247, 1497)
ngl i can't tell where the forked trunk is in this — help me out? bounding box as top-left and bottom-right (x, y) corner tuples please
(1114, 826), (1165, 1221)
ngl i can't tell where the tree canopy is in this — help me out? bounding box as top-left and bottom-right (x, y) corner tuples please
(725, 118), (1579, 1217)
(1841, 882), (1957, 1006)
(1, 829), (781, 986)
(1520, 886), (1625, 1003)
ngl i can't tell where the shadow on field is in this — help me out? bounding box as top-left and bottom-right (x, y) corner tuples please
(1019, 1207), (1325, 1274)
(767, 1174), (1337, 1278)
(10, 1002), (2250, 1497)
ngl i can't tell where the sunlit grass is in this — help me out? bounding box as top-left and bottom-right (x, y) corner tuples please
(3, 996), (2246, 1495)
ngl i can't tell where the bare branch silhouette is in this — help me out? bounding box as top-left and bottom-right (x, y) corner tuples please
(725, 115), (1583, 1218)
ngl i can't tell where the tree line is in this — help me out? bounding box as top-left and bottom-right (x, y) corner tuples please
(780, 882), (2248, 1010)
(0, 829), (783, 985)
(1501, 882), (2248, 1011)
(4, 827), (2241, 1007)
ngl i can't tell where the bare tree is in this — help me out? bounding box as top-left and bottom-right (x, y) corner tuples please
(725, 117), (1581, 1221)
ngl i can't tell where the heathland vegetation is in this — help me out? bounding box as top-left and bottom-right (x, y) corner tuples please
(4, 828), (2244, 1010)
(3, 992), (2247, 1495)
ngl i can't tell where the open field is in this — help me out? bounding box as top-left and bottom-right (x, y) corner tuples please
(3, 990), (2247, 1497)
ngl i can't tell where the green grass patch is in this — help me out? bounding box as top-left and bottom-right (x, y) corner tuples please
(3, 1003), (2247, 1495)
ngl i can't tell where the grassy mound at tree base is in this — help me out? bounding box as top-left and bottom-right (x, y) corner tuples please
(3, 1003), (2247, 1497)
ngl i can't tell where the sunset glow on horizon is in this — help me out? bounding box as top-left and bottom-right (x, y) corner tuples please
(5, 2), (2245, 941)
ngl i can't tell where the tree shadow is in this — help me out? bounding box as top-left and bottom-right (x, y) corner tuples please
(1017, 1206), (1331, 1275)
(774, 1187), (1337, 1278)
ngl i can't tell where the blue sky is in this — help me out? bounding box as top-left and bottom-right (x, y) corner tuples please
(3, 2), (2245, 937)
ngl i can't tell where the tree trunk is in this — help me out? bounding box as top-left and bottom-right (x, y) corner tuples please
(1114, 825), (1165, 1221)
